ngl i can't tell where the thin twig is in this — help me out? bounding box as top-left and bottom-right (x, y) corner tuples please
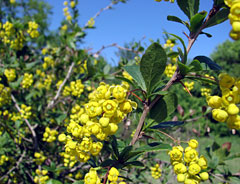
(92, 43), (141, 58)
(11, 94), (38, 150)
(83, 1), (115, 31)
(0, 150), (26, 181)
(47, 62), (75, 109)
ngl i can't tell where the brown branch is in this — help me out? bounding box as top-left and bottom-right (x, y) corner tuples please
(11, 94), (38, 150)
(47, 62), (75, 109)
(82, 1), (115, 30)
(130, 4), (221, 146)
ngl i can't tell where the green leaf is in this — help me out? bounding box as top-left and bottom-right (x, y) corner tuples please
(134, 142), (171, 153)
(25, 60), (40, 69)
(189, 59), (202, 72)
(100, 159), (118, 167)
(123, 65), (146, 91)
(9, 76), (23, 90)
(46, 179), (63, 184)
(111, 135), (119, 158)
(167, 15), (190, 29)
(194, 56), (222, 70)
(123, 161), (144, 168)
(148, 91), (168, 98)
(205, 8), (230, 28)
(150, 92), (178, 123)
(208, 156), (219, 169)
(224, 153), (240, 161)
(73, 181), (84, 184)
(190, 11), (207, 33)
(140, 43), (167, 94)
(167, 51), (179, 58)
(168, 33), (187, 64)
(119, 146), (133, 162)
(178, 61), (190, 76)
(150, 121), (184, 129)
(56, 114), (67, 124)
(200, 31), (212, 38)
(176, 0), (200, 19)
(103, 64), (111, 74)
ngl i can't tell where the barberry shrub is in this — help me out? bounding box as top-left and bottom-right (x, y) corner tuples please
(0, 0), (240, 184)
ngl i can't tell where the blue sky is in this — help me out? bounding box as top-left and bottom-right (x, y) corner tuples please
(47, 0), (232, 65)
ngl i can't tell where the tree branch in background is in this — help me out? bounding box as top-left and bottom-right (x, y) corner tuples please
(47, 62), (75, 109)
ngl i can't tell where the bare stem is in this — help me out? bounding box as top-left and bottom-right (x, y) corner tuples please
(47, 62), (75, 109)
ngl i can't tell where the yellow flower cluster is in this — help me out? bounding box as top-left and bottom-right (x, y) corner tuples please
(155, 0), (174, 2)
(34, 152), (47, 165)
(168, 139), (209, 183)
(63, 1), (73, 21)
(0, 21), (25, 50)
(10, 30), (25, 50)
(84, 168), (101, 184)
(0, 83), (11, 107)
(59, 82), (137, 163)
(87, 18), (95, 28)
(183, 81), (194, 92)
(42, 127), (58, 142)
(200, 88), (211, 97)
(59, 152), (77, 167)
(4, 68), (16, 82)
(0, 21), (14, 43)
(34, 169), (49, 184)
(62, 79), (84, 97)
(75, 171), (83, 179)
(43, 56), (54, 69)
(150, 163), (162, 179)
(21, 73), (34, 89)
(224, 0), (240, 40)
(10, 0), (15, 4)
(27, 21), (39, 38)
(164, 64), (177, 78)
(0, 155), (9, 165)
(20, 104), (31, 119)
(36, 74), (54, 90)
(207, 73), (240, 129)
(164, 39), (175, 48)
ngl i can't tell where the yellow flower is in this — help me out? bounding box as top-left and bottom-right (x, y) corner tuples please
(188, 163), (201, 175)
(197, 155), (208, 170)
(218, 73), (235, 89)
(108, 167), (119, 182)
(102, 100), (118, 117)
(70, 1), (76, 8)
(227, 103), (239, 115)
(174, 163), (187, 174)
(207, 96), (222, 109)
(87, 18), (95, 28)
(184, 148), (198, 163)
(168, 146), (183, 162)
(177, 173), (185, 182)
(188, 139), (198, 149)
(200, 172), (209, 180)
(58, 133), (66, 142)
(84, 168), (101, 184)
(212, 109), (228, 122)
